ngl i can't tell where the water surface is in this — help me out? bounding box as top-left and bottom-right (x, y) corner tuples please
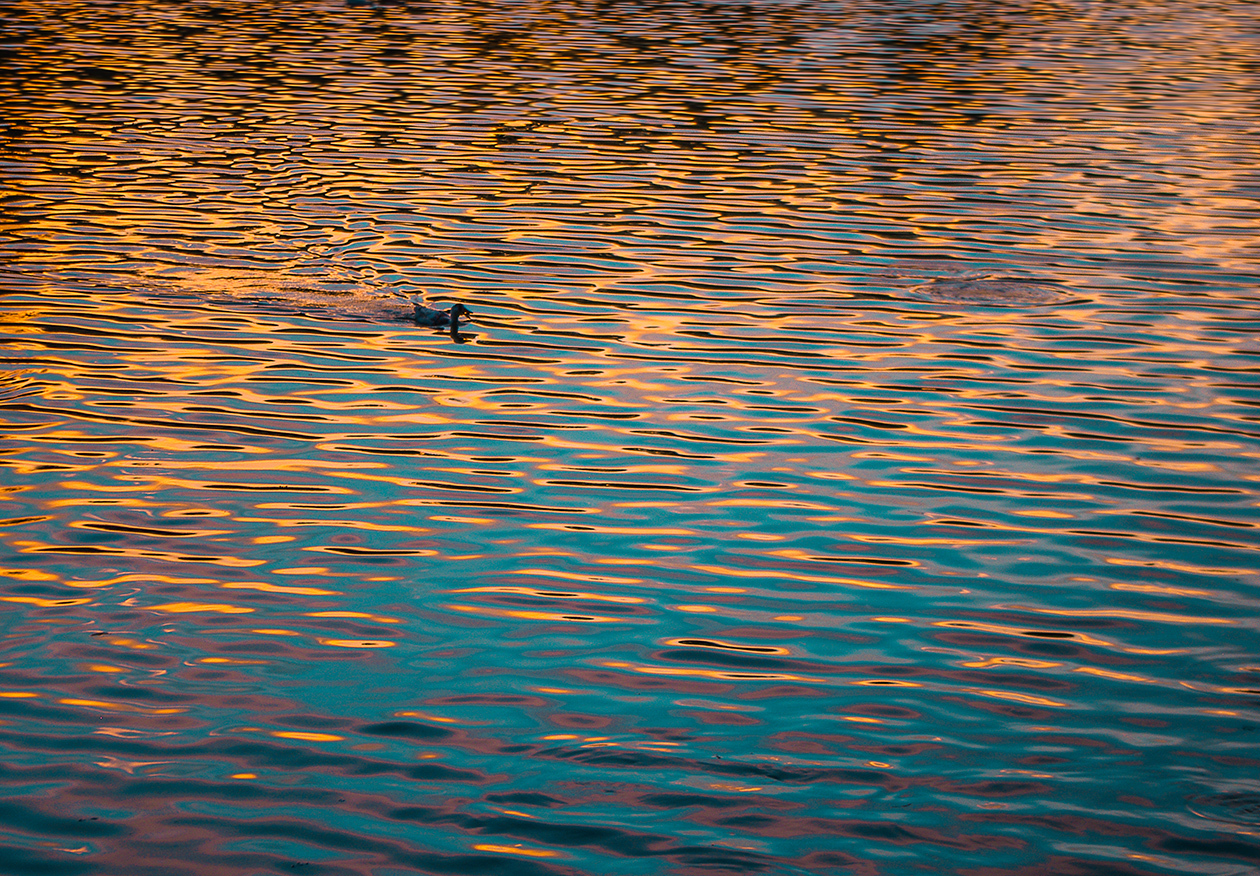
(3, 1), (1259, 874)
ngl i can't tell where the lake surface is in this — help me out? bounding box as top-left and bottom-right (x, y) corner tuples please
(3, 0), (1259, 873)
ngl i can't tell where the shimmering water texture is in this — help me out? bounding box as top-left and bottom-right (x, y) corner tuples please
(3, 0), (1260, 874)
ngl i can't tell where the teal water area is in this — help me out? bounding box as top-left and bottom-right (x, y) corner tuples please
(2, 0), (1259, 873)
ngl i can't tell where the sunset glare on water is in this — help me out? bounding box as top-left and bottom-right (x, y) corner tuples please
(2, 1), (1259, 874)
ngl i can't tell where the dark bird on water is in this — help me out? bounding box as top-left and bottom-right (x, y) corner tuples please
(408, 298), (473, 338)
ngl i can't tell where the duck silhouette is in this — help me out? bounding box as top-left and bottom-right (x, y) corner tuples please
(408, 299), (473, 338)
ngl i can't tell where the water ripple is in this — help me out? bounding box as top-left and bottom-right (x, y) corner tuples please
(3, 0), (1260, 874)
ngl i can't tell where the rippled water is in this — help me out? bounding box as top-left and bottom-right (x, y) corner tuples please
(3, 0), (1260, 873)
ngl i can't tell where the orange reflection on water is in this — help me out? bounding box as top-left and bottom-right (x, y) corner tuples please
(1074, 667), (1154, 684)
(62, 573), (218, 590)
(665, 638), (789, 656)
(92, 756), (174, 775)
(196, 657), (268, 665)
(453, 585), (646, 605)
(851, 680), (922, 688)
(965, 689), (1068, 708)
(30, 541), (265, 568)
(1003, 604), (1234, 626)
(71, 520), (233, 538)
(306, 611), (400, 624)
(766, 548), (921, 570)
(272, 731), (344, 742)
(88, 473), (360, 496)
(472, 845), (562, 859)
(1109, 583), (1213, 597)
(93, 637), (157, 651)
(0, 568), (57, 581)
(449, 605), (624, 624)
(510, 568), (643, 586)
(0, 595), (93, 607)
(144, 602), (253, 614)
(963, 657), (1062, 670)
(221, 581), (340, 596)
(61, 698), (184, 715)
(238, 515), (430, 534)
(690, 563), (911, 591)
(852, 534), (1014, 546)
(701, 782), (766, 794)
(602, 660), (818, 684)
(81, 664), (126, 674)
(936, 620), (1118, 649)
(527, 522), (695, 536)
(93, 728), (175, 739)
(394, 710), (463, 725)
(1105, 556), (1251, 577)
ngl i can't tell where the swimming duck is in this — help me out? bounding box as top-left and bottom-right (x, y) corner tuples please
(410, 299), (473, 337)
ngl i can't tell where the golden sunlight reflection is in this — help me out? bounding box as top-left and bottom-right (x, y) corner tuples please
(472, 845), (563, 859)
(4, 1), (1258, 873)
(143, 602), (254, 615)
(453, 585), (646, 604)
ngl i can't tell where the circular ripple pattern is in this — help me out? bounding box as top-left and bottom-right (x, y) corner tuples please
(907, 277), (1071, 306)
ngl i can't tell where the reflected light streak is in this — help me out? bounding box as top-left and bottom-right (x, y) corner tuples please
(144, 602), (253, 614)
(527, 522), (695, 535)
(1074, 667), (1154, 683)
(963, 657), (1062, 669)
(63, 573), (217, 589)
(452, 585), (646, 604)
(964, 688), (1068, 708)
(1001, 604), (1234, 626)
(510, 568), (643, 585)
(1105, 556), (1251, 577)
(936, 620), (1118, 649)
(196, 657), (268, 665)
(61, 698), (185, 715)
(0, 568), (58, 581)
(690, 563), (911, 591)
(601, 660), (819, 683)
(306, 611), (400, 623)
(0, 596), (93, 607)
(472, 845), (562, 859)
(395, 711), (464, 724)
(449, 605), (625, 624)
(222, 581), (340, 596)
(238, 516), (433, 533)
(272, 731), (344, 742)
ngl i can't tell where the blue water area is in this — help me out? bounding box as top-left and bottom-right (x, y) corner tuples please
(2, 0), (1259, 874)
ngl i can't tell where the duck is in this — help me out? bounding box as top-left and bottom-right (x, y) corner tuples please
(409, 299), (474, 337)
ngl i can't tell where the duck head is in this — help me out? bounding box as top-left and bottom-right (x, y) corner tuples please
(447, 302), (473, 336)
